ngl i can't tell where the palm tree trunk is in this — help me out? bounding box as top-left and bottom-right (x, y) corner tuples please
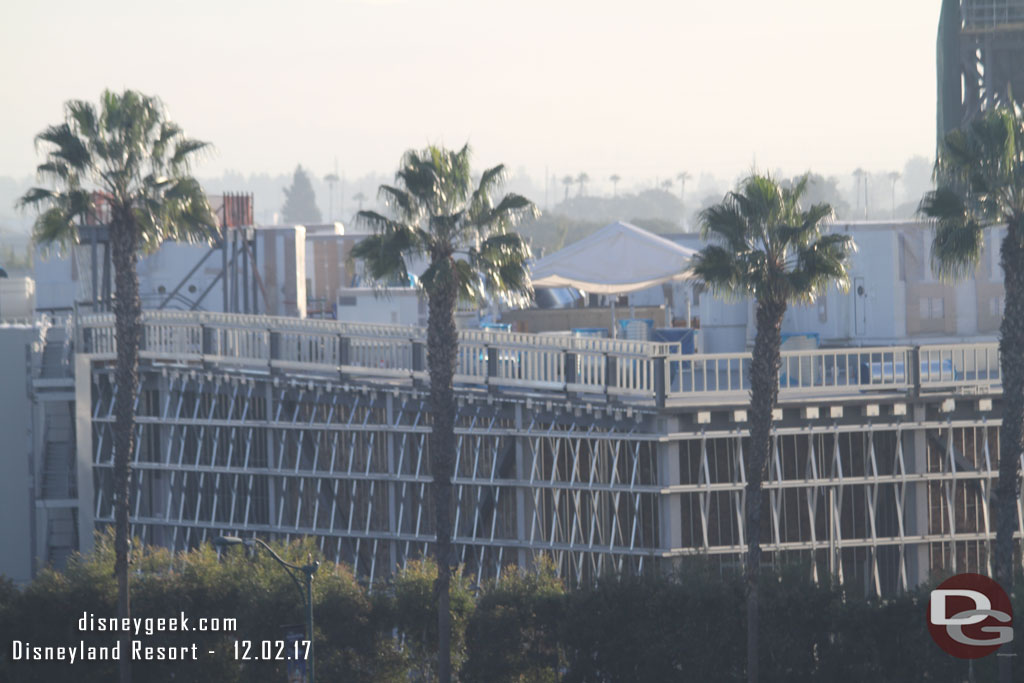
(111, 212), (141, 683)
(427, 252), (459, 683)
(996, 227), (1024, 683)
(746, 299), (786, 683)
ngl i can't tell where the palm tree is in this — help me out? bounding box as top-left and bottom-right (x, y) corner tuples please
(676, 171), (691, 200)
(18, 90), (213, 683)
(353, 191), (366, 212)
(852, 167), (866, 217)
(692, 174), (853, 683)
(561, 175), (574, 202)
(609, 173), (621, 197)
(352, 144), (535, 683)
(920, 106), (1024, 683)
(576, 172), (590, 197)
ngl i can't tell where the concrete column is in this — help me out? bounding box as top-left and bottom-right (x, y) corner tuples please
(264, 380), (277, 527)
(903, 403), (931, 587)
(74, 353), (96, 556)
(657, 416), (684, 564)
(386, 392), (398, 572)
(514, 403), (530, 568)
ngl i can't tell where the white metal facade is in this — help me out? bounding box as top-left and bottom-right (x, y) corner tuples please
(68, 311), (1011, 593)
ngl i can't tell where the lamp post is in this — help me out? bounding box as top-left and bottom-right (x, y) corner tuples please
(215, 536), (319, 683)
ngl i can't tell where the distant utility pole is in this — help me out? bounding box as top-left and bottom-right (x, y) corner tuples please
(864, 172), (870, 219)
(853, 168), (865, 218)
(325, 171), (339, 222)
(677, 171), (691, 226)
(888, 171), (900, 219)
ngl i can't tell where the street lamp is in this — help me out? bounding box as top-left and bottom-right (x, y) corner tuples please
(215, 536), (320, 683)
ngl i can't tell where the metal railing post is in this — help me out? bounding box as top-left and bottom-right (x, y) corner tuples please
(605, 354), (618, 393)
(270, 330), (282, 370)
(338, 335), (350, 382)
(487, 346), (499, 390)
(201, 324), (216, 357)
(564, 351), (577, 386)
(654, 356), (666, 408)
(411, 340), (425, 386)
(911, 345), (922, 396)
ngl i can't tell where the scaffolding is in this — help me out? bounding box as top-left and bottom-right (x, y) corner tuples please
(65, 312), (1014, 593)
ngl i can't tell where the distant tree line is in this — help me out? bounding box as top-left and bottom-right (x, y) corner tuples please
(0, 533), (1012, 682)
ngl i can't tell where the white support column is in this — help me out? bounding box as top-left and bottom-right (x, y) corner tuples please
(865, 428), (881, 596)
(943, 422), (957, 573)
(386, 392), (398, 575)
(980, 421), (993, 576)
(74, 354), (96, 555)
(514, 404), (529, 568)
(904, 404), (931, 587)
(805, 433), (820, 583)
(656, 416), (683, 562)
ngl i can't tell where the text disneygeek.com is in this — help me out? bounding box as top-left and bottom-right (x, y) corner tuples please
(5, 611), (317, 663)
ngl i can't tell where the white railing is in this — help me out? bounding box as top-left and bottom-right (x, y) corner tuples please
(918, 343), (1001, 391)
(76, 311), (1004, 404)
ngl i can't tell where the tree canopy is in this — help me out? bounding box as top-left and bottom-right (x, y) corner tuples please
(692, 174), (854, 306)
(281, 165), (322, 224)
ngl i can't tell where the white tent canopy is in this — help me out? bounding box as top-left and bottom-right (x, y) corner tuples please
(530, 221), (696, 294)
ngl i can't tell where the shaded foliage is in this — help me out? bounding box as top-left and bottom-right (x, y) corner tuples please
(463, 560), (566, 682)
(3, 539), (1018, 683)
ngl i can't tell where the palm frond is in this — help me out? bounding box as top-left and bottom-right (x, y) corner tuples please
(470, 193), (538, 237)
(353, 143), (536, 308)
(690, 245), (748, 299)
(31, 206), (78, 250)
(170, 138), (210, 170)
(35, 161), (74, 184)
(696, 172), (851, 307)
(397, 149), (442, 209)
(152, 122), (183, 162)
(352, 209), (427, 287)
(24, 89), (214, 262)
(699, 202), (750, 252)
(788, 233), (855, 301)
(925, 105), (1024, 282)
(468, 164), (506, 220)
(931, 213), (985, 281)
(781, 173), (810, 207)
(17, 187), (57, 210)
(469, 232), (533, 305)
(66, 100), (98, 140)
(377, 185), (417, 222)
(20, 188), (91, 251)
(351, 232), (412, 287)
(452, 258), (485, 304)
(35, 124), (90, 172)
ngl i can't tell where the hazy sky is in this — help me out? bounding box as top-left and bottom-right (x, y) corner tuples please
(2, 0), (939, 188)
